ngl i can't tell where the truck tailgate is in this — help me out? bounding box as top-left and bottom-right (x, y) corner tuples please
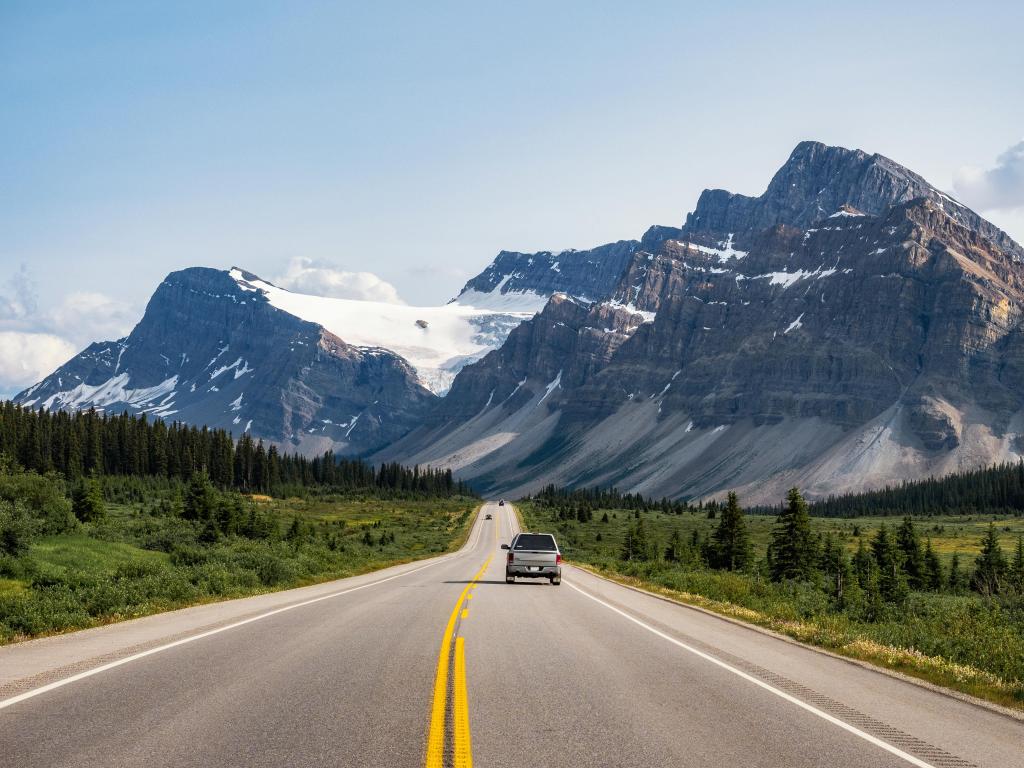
(512, 550), (557, 567)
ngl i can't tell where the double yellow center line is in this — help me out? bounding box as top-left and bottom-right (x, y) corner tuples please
(425, 509), (499, 768)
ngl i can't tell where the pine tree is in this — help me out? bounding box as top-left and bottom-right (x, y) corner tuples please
(972, 524), (1008, 595)
(948, 551), (967, 593)
(71, 476), (105, 523)
(621, 519), (651, 562)
(895, 517), (925, 589)
(183, 470), (215, 522)
(818, 532), (851, 605)
(1011, 536), (1024, 593)
(923, 538), (944, 591)
(665, 529), (684, 563)
(852, 538), (873, 585)
(870, 525), (908, 603)
(711, 492), (752, 571)
(769, 488), (818, 581)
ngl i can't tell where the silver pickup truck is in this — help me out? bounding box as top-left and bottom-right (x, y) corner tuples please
(502, 532), (562, 585)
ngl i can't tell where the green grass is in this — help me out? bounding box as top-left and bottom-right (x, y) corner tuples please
(0, 492), (479, 644)
(30, 535), (169, 579)
(520, 501), (1024, 710)
(537, 506), (1024, 569)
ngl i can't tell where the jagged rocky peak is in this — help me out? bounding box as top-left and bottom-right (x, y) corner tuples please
(454, 240), (638, 310)
(681, 140), (1022, 258)
(379, 141), (1024, 503)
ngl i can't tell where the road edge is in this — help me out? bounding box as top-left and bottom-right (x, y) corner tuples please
(0, 504), (488, 706)
(569, 562), (1024, 724)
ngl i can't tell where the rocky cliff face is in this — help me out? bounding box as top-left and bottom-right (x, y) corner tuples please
(17, 268), (436, 455)
(454, 241), (638, 308)
(378, 142), (1024, 502)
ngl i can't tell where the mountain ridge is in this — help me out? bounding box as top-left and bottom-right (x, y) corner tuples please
(373, 141), (1024, 502)
(17, 140), (1024, 502)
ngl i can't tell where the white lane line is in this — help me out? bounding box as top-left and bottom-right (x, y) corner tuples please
(565, 580), (938, 768)
(0, 541), (475, 712)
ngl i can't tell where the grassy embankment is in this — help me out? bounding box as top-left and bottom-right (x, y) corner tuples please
(519, 501), (1024, 710)
(0, 489), (478, 644)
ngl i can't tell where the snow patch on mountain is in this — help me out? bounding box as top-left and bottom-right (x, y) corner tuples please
(40, 373), (179, 416)
(230, 269), (540, 395)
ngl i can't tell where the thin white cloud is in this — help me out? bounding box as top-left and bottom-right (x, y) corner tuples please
(0, 265), (141, 395)
(48, 291), (138, 346)
(274, 257), (405, 304)
(953, 140), (1024, 212)
(0, 264), (38, 323)
(0, 331), (78, 394)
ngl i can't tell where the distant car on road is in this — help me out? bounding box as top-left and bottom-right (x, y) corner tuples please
(502, 532), (561, 585)
(498, 499), (505, 506)
(485, 513), (492, 520)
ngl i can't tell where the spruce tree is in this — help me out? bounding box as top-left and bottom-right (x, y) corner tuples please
(71, 477), (105, 523)
(972, 524), (1008, 595)
(711, 492), (752, 571)
(769, 488), (817, 581)
(870, 525), (908, 603)
(621, 519), (651, 562)
(665, 529), (684, 563)
(852, 538), (873, 585)
(895, 517), (925, 589)
(1011, 536), (1024, 593)
(923, 539), (944, 591)
(948, 551), (966, 593)
(818, 532), (851, 605)
(183, 470), (215, 522)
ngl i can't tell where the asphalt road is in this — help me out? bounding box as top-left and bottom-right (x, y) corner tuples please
(1, 502), (1021, 767)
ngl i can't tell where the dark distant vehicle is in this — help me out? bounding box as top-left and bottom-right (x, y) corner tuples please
(485, 513), (492, 520)
(498, 499), (505, 506)
(502, 532), (561, 585)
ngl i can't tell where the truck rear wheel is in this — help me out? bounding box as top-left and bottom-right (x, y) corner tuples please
(505, 575), (515, 584)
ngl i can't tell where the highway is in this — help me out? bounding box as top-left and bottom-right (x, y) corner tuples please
(1, 501), (1021, 767)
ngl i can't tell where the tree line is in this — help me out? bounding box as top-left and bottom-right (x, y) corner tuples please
(623, 489), (1024, 607)
(751, 461), (1024, 518)
(0, 401), (471, 497)
(529, 484), (691, 515)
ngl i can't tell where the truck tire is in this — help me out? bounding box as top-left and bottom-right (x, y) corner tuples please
(505, 574), (515, 584)
(551, 575), (561, 585)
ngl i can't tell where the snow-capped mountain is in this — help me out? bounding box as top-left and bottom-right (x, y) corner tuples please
(452, 240), (639, 309)
(376, 142), (1024, 502)
(21, 140), (1024, 503)
(15, 255), (602, 452)
(232, 269), (543, 395)
(17, 268), (438, 455)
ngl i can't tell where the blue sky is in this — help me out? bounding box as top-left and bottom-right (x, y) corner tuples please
(2, 0), (1023, 395)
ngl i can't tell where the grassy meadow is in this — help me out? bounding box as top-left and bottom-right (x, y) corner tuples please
(529, 505), (1024, 569)
(0, 473), (478, 644)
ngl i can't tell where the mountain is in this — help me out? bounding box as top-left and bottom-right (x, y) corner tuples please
(20, 140), (1024, 504)
(376, 141), (1024, 502)
(16, 268), (438, 455)
(14, 252), (602, 452)
(452, 240), (639, 308)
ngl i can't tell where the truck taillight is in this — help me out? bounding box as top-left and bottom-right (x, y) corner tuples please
(507, 552), (514, 564)
(556, 553), (562, 565)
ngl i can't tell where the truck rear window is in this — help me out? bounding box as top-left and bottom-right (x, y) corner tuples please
(513, 534), (557, 551)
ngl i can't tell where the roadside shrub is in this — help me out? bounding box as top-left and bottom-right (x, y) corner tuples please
(0, 469), (75, 536)
(0, 500), (33, 557)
